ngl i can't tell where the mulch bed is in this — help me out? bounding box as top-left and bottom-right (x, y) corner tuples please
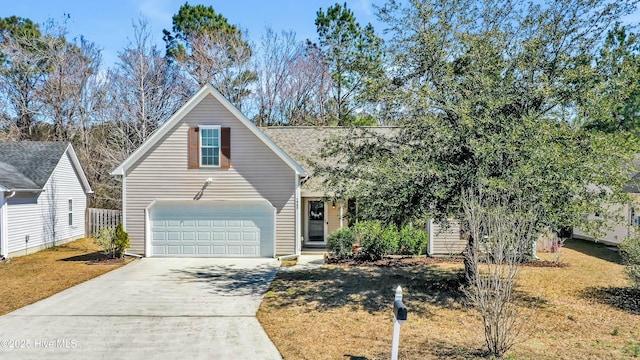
(88, 257), (134, 265)
(326, 255), (568, 268)
(521, 259), (569, 268)
(326, 255), (462, 267)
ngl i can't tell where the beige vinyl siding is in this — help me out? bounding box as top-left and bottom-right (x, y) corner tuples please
(6, 151), (87, 256)
(125, 94), (297, 256)
(429, 220), (465, 256)
(327, 202), (343, 235)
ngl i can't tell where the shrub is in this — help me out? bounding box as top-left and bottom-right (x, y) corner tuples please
(327, 227), (355, 259)
(620, 235), (640, 288)
(113, 223), (130, 258)
(354, 220), (398, 260)
(397, 225), (429, 255)
(93, 227), (116, 258)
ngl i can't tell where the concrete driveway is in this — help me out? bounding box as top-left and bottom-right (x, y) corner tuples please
(0, 258), (282, 360)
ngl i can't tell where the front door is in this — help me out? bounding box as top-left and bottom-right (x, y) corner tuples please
(307, 200), (325, 244)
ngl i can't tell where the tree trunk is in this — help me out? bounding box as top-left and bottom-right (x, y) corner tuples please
(462, 234), (477, 285)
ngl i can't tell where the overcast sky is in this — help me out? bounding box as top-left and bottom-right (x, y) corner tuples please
(2, 0), (383, 68)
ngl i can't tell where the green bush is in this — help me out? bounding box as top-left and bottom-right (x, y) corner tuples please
(397, 225), (429, 255)
(113, 222), (130, 258)
(330, 220), (429, 261)
(620, 235), (640, 288)
(327, 227), (355, 259)
(354, 220), (398, 260)
(93, 227), (116, 258)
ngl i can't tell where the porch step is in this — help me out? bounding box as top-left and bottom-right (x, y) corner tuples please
(301, 247), (327, 255)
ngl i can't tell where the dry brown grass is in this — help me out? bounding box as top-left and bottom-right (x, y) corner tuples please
(258, 239), (640, 359)
(0, 237), (131, 315)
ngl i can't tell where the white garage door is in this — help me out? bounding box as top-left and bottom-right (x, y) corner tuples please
(149, 200), (275, 257)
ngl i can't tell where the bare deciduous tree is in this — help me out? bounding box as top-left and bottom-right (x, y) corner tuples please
(109, 17), (191, 154)
(462, 187), (539, 357)
(177, 30), (255, 112)
(39, 20), (102, 141)
(252, 28), (331, 125)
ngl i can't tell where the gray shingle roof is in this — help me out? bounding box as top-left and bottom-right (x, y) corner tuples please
(261, 126), (397, 192)
(0, 141), (69, 190)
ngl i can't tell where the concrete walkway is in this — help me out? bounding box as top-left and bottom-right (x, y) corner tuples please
(279, 255), (325, 272)
(0, 258), (282, 360)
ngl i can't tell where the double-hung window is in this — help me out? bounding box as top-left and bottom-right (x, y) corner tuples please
(68, 199), (73, 226)
(200, 125), (221, 167)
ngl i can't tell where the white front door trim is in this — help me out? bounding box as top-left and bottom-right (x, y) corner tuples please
(304, 198), (327, 245)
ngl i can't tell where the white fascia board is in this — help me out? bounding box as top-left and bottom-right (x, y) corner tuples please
(111, 84), (306, 176)
(66, 144), (93, 194)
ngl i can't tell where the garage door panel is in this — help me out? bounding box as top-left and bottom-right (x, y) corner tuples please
(182, 246), (196, 255)
(167, 246), (182, 255)
(227, 231), (242, 241)
(165, 232), (179, 241)
(242, 246), (257, 255)
(197, 232), (211, 241)
(149, 201), (274, 257)
(227, 246), (242, 255)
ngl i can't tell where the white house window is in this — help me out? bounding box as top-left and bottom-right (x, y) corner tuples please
(200, 126), (221, 167)
(68, 199), (73, 226)
(632, 208), (640, 227)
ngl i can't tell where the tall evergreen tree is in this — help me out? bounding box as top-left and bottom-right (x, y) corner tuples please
(315, 2), (384, 125)
(582, 23), (640, 135)
(0, 16), (46, 139)
(163, 3), (256, 111)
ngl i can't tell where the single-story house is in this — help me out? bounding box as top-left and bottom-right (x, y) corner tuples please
(111, 84), (466, 258)
(0, 142), (93, 258)
(572, 173), (640, 246)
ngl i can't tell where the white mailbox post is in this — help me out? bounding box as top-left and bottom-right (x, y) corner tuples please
(391, 286), (407, 360)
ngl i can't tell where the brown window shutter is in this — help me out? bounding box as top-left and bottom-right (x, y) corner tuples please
(188, 127), (199, 169)
(221, 127), (231, 168)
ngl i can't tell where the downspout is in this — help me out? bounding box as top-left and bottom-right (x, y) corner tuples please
(1, 191), (15, 259)
(294, 174), (309, 256)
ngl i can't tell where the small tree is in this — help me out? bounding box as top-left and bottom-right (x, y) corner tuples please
(92, 223), (129, 259)
(462, 187), (539, 357)
(93, 227), (116, 258)
(113, 222), (130, 258)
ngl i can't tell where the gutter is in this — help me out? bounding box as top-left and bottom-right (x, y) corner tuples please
(6, 189), (44, 193)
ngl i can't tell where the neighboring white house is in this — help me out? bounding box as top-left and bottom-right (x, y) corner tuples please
(572, 173), (640, 246)
(0, 142), (93, 258)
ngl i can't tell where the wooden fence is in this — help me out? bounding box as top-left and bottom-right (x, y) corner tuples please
(85, 208), (122, 237)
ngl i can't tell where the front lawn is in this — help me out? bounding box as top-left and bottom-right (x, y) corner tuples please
(258, 239), (640, 359)
(0, 237), (131, 315)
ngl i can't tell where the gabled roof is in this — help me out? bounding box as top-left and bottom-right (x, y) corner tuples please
(111, 84), (306, 176)
(261, 126), (397, 192)
(0, 141), (92, 193)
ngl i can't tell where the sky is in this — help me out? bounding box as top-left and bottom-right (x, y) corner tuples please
(1, 0), (383, 68)
(3, 1), (640, 70)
